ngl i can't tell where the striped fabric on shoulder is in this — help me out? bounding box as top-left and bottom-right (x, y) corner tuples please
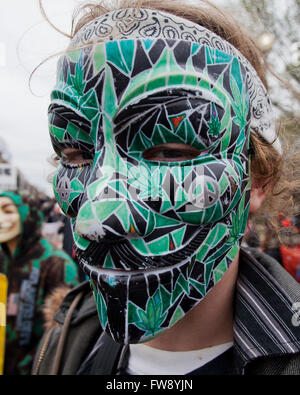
(234, 248), (300, 368)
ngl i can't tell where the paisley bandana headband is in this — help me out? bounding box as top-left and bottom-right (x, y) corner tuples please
(70, 8), (280, 153)
(49, 8), (276, 343)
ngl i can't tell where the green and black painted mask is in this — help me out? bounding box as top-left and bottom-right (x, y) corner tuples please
(49, 9), (277, 343)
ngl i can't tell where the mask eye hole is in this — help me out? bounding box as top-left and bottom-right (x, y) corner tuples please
(61, 148), (93, 166)
(143, 143), (201, 162)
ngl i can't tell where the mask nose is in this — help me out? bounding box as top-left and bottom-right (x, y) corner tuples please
(74, 163), (150, 243)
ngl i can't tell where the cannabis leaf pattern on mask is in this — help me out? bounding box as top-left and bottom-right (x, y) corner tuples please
(49, 38), (251, 343)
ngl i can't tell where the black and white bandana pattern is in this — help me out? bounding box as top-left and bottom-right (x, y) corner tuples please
(70, 8), (280, 153)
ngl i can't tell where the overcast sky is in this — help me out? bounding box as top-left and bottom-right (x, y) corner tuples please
(0, 0), (80, 196)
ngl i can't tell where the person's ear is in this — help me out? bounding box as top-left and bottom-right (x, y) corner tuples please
(249, 184), (269, 213)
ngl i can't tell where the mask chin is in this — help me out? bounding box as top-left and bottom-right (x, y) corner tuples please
(82, 209), (244, 344)
(89, 257), (193, 344)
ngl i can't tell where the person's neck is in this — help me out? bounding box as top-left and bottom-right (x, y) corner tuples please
(145, 252), (239, 352)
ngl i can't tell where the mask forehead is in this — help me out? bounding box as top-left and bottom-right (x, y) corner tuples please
(52, 39), (248, 123)
(66, 7), (278, 153)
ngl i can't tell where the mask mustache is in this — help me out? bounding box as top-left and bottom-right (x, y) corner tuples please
(75, 222), (215, 272)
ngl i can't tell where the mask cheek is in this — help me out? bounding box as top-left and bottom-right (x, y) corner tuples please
(177, 161), (243, 225)
(53, 165), (89, 218)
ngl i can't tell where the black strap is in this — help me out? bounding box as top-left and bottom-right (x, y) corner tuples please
(77, 332), (124, 375)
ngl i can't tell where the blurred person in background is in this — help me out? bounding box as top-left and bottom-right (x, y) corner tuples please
(42, 198), (86, 281)
(261, 213), (300, 282)
(0, 190), (79, 375)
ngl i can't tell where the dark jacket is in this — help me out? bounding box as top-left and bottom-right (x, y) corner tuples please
(0, 191), (79, 375)
(32, 247), (300, 375)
